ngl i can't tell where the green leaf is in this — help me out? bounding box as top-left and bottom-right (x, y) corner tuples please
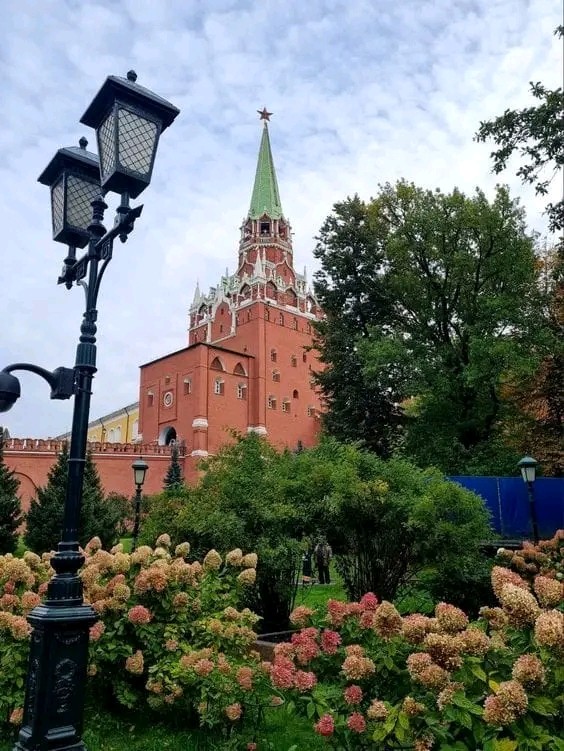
(306, 701), (315, 719)
(470, 664), (488, 682)
(528, 696), (556, 717)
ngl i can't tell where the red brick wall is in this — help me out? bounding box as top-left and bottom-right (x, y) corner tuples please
(3, 440), (196, 513)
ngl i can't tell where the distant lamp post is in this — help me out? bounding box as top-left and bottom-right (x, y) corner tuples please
(131, 456), (149, 551)
(0, 71), (178, 751)
(517, 455), (539, 544)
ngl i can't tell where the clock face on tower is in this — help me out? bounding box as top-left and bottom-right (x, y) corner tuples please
(163, 391), (174, 408)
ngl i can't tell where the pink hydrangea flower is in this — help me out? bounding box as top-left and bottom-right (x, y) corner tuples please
(344, 684), (363, 705)
(347, 712), (366, 733)
(360, 592), (379, 610)
(314, 714), (335, 737)
(127, 605), (152, 625)
(294, 670), (317, 692)
(321, 629), (341, 654)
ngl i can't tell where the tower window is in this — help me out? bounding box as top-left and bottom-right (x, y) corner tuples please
(267, 395), (277, 410)
(237, 383), (247, 400)
(282, 399), (290, 413)
(260, 221), (270, 236)
(279, 313), (284, 326)
(272, 370), (281, 383)
(147, 391), (154, 407)
(290, 355), (297, 367)
(292, 318), (298, 330)
(183, 378), (192, 395)
(270, 349), (277, 363)
(293, 389), (299, 399)
(214, 379), (224, 396)
(303, 352), (307, 363)
(307, 405), (314, 417)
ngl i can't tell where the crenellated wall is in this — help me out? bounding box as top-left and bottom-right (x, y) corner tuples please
(4, 440), (196, 513)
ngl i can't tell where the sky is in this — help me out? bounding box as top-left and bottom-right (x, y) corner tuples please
(0, 0), (561, 439)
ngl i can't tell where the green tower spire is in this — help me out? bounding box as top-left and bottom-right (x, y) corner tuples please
(248, 113), (283, 220)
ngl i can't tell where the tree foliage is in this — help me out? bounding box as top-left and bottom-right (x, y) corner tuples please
(505, 243), (564, 475)
(312, 195), (398, 456)
(142, 434), (493, 623)
(0, 427), (21, 554)
(142, 434), (306, 632)
(475, 27), (564, 232)
(314, 183), (544, 474)
(293, 438), (493, 610)
(163, 443), (184, 492)
(25, 445), (127, 553)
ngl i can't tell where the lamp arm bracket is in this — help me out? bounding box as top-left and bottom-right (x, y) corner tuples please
(2, 363), (76, 400)
(95, 204), (143, 250)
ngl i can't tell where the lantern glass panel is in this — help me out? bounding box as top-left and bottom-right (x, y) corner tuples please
(521, 465), (536, 484)
(133, 464), (147, 486)
(117, 107), (158, 177)
(51, 177), (65, 236)
(98, 110), (117, 181)
(66, 175), (100, 232)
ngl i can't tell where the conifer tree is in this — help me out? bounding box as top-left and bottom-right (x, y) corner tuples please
(0, 427), (22, 553)
(81, 450), (124, 549)
(25, 442), (68, 553)
(25, 445), (125, 553)
(163, 444), (184, 492)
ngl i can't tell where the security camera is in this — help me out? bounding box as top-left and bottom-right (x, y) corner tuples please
(0, 372), (21, 413)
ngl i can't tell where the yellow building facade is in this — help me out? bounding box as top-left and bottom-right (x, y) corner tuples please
(57, 402), (140, 443)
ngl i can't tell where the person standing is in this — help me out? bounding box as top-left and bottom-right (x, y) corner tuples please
(314, 539), (332, 584)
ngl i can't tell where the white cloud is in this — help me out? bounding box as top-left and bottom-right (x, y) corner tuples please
(0, 0), (560, 437)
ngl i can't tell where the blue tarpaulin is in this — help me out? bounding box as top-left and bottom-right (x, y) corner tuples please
(447, 476), (564, 539)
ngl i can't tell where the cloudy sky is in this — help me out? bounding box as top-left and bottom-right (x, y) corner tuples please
(0, 0), (561, 438)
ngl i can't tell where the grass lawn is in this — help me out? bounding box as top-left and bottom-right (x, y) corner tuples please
(0, 707), (324, 751)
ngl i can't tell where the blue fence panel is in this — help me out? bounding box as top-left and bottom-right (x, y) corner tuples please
(447, 476), (564, 539)
(449, 476), (502, 533)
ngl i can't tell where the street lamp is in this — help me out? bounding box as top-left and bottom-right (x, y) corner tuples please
(0, 71), (178, 751)
(131, 456), (149, 552)
(517, 455), (540, 544)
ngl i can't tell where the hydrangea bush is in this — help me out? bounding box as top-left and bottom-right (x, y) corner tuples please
(266, 533), (564, 751)
(0, 536), (277, 740)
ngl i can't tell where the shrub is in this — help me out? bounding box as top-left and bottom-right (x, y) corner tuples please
(141, 434), (306, 632)
(0, 538), (278, 741)
(298, 439), (493, 604)
(266, 558), (563, 750)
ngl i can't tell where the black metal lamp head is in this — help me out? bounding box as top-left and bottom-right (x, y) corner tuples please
(80, 70), (179, 199)
(37, 138), (101, 248)
(0, 371), (21, 413)
(132, 456), (149, 487)
(517, 455), (538, 484)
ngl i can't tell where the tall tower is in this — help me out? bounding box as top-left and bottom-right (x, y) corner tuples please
(139, 111), (322, 461)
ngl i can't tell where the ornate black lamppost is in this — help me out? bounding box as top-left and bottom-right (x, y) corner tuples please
(0, 71), (178, 751)
(517, 455), (540, 544)
(131, 456), (148, 552)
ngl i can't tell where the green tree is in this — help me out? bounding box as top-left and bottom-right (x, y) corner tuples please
(312, 194), (398, 456)
(475, 27), (564, 232)
(0, 427), (21, 554)
(25, 442), (69, 553)
(315, 182), (544, 473)
(81, 450), (125, 549)
(163, 443), (184, 492)
(25, 445), (125, 553)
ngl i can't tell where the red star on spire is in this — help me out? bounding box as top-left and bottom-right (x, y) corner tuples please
(257, 107), (273, 121)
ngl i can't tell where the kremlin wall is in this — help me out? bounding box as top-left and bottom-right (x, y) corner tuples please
(4, 112), (324, 511)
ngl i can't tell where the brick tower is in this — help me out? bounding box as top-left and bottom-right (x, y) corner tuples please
(138, 110), (323, 463)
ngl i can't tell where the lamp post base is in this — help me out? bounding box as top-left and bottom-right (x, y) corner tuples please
(14, 603), (96, 751)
